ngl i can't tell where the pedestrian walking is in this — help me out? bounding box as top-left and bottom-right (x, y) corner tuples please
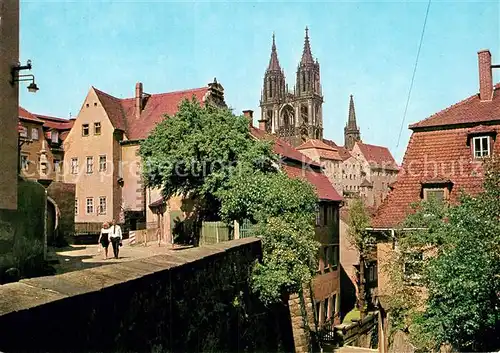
(109, 219), (123, 259)
(97, 222), (111, 259)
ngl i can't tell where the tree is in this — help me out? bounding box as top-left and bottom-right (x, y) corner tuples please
(388, 158), (500, 352)
(346, 197), (374, 319)
(140, 100), (321, 304)
(218, 170), (320, 304)
(139, 99), (276, 219)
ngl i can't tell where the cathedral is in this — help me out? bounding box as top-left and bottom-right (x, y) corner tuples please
(259, 28), (324, 147)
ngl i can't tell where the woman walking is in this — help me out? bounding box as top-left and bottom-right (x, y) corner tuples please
(97, 222), (111, 259)
(109, 219), (123, 259)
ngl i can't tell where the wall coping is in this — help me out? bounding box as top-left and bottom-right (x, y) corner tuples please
(0, 237), (260, 317)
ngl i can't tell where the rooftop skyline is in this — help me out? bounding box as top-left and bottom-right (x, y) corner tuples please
(19, 0), (500, 162)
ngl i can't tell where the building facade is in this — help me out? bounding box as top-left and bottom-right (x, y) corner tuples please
(18, 107), (73, 182)
(372, 49), (500, 353)
(259, 29), (324, 147)
(0, 0), (20, 210)
(63, 79), (226, 230)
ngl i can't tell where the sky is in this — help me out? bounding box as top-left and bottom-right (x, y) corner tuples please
(20, 0), (500, 162)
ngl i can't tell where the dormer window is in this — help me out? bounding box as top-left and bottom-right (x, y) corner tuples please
(421, 179), (453, 202)
(472, 136), (491, 158)
(423, 188), (445, 202)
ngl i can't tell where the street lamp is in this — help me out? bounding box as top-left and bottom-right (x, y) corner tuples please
(11, 60), (39, 93)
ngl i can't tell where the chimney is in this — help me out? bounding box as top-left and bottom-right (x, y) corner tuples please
(242, 110), (254, 125)
(258, 119), (266, 131)
(135, 82), (143, 118)
(478, 50), (493, 101)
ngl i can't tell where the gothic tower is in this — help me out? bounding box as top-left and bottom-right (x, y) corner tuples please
(259, 28), (324, 147)
(344, 94), (361, 149)
(260, 33), (286, 134)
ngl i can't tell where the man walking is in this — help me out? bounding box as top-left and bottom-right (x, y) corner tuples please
(109, 219), (123, 259)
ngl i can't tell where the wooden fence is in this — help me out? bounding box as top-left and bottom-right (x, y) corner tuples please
(199, 221), (232, 245)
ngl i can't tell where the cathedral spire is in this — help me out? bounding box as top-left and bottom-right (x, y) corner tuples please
(267, 32), (281, 72)
(344, 94), (361, 149)
(300, 26), (314, 65)
(347, 94), (357, 129)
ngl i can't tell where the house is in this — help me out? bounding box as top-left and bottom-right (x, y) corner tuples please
(63, 79), (226, 231)
(371, 49), (500, 353)
(0, 0), (20, 210)
(249, 113), (343, 327)
(18, 107), (73, 182)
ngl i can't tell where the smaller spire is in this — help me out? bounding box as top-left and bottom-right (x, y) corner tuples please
(267, 32), (281, 72)
(300, 26), (314, 65)
(347, 94), (357, 128)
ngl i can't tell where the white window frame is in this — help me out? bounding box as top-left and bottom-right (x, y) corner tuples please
(20, 125), (28, 138)
(86, 197), (94, 215)
(71, 158), (78, 174)
(21, 154), (29, 171)
(423, 188), (447, 202)
(86, 156), (93, 174)
(53, 159), (61, 173)
(98, 196), (107, 215)
(472, 136), (491, 158)
(82, 124), (89, 137)
(99, 155), (107, 172)
(51, 130), (59, 143)
(31, 127), (39, 140)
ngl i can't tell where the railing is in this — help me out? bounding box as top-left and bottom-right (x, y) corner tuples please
(239, 219), (254, 238)
(317, 312), (378, 347)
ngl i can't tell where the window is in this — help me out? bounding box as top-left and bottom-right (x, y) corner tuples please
(31, 128), (39, 140)
(86, 197), (94, 214)
(424, 188), (445, 202)
(94, 102), (98, 107)
(403, 252), (424, 281)
(94, 122), (101, 135)
(323, 205), (329, 226)
(472, 136), (490, 158)
(99, 196), (107, 215)
(323, 299), (329, 323)
(330, 246), (339, 268)
(20, 125), (27, 137)
(82, 124), (89, 136)
(315, 206), (321, 226)
(86, 156), (93, 174)
(71, 158), (78, 174)
(323, 247), (330, 272)
(53, 159), (61, 173)
(51, 130), (59, 143)
(21, 155), (29, 171)
(99, 155), (107, 172)
(75, 199), (78, 215)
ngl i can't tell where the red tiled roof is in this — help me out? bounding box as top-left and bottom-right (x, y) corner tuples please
(323, 139), (352, 161)
(409, 84), (500, 130)
(281, 164), (342, 202)
(35, 114), (74, 131)
(356, 142), (398, 170)
(297, 139), (343, 161)
(94, 86), (210, 140)
(250, 127), (320, 167)
(19, 107), (44, 124)
(372, 125), (500, 228)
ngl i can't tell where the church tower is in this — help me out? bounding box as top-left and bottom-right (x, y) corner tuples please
(344, 94), (361, 149)
(259, 28), (324, 147)
(260, 33), (286, 134)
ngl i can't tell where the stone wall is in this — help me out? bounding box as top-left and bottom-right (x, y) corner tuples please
(0, 179), (45, 282)
(47, 181), (76, 245)
(0, 238), (294, 352)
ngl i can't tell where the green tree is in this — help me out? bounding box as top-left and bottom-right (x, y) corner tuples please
(389, 159), (500, 352)
(140, 100), (321, 304)
(347, 197), (374, 319)
(139, 99), (275, 219)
